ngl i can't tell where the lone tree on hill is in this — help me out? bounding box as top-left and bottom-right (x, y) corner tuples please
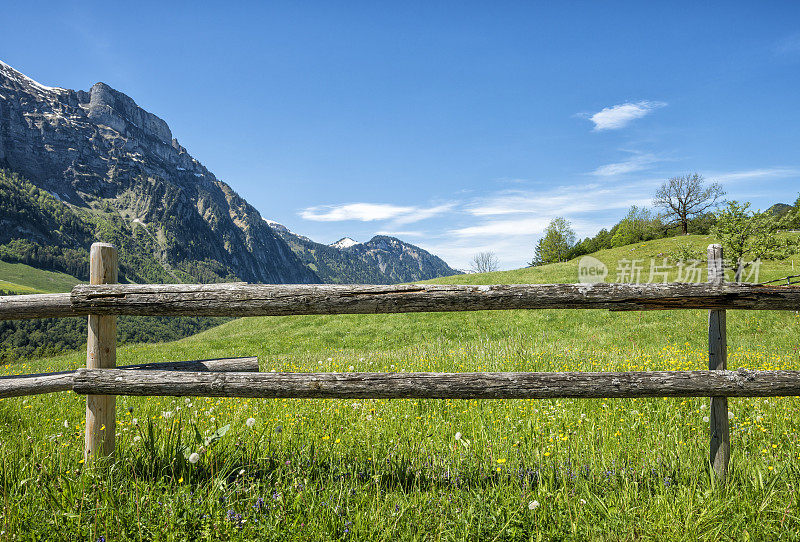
(531, 217), (575, 266)
(653, 173), (725, 234)
(470, 251), (500, 273)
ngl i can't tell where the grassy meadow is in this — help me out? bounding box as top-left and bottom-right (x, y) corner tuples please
(1, 235), (800, 539)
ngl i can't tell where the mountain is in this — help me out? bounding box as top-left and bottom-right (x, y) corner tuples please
(0, 60), (316, 284)
(268, 221), (460, 284)
(0, 61), (458, 284)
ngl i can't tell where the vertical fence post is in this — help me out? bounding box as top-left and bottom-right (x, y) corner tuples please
(84, 243), (118, 463)
(707, 243), (729, 482)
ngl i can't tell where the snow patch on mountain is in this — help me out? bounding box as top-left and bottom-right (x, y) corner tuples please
(331, 237), (359, 249)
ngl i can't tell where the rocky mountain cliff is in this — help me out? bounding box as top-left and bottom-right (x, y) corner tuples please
(268, 221), (459, 284)
(0, 60), (458, 284)
(0, 60), (316, 284)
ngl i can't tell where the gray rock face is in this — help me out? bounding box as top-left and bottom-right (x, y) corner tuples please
(0, 60), (318, 284)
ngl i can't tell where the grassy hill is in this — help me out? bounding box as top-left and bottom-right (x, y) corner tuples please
(2, 237), (800, 538)
(0, 260), (82, 294)
(426, 233), (800, 285)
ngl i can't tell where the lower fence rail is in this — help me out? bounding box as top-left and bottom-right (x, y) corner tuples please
(0, 357), (258, 399)
(72, 368), (800, 399)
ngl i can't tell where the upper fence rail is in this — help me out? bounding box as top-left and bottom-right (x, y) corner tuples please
(1, 282), (800, 320)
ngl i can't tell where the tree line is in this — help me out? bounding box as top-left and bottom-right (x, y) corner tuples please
(530, 173), (800, 271)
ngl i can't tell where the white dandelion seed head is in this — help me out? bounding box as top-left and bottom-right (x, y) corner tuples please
(132, 418), (138, 426)
(455, 432), (462, 441)
(348, 365), (355, 372)
(133, 435), (141, 443)
(245, 417), (256, 428)
(162, 411), (173, 419)
(63, 420), (69, 428)
(728, 411), (734, 420)
(188, 452), (200, 464)
(239, 469), (245, 475)
(580, 499), (587, 505)
(528, 500), (540, 510)
(703, 416), (710, 423)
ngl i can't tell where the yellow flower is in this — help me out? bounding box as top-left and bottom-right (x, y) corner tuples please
(322, 435), (330, 440)
(497, 458), (506, 464)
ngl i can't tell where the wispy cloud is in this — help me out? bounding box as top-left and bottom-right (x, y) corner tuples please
(466, 182), (653, 217)
(588, 101), (666, 131)
(707, 168), (800, 184)
(592, 153), (659, 176)
(300, 202), (454, 224)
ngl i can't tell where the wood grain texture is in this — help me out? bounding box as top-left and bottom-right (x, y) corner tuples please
(85, 243), (118, 461)
(708, 244), (730, 481)
(0, 292), (74, 319)
(67, 282), (800, 316)
(73, 369), (800, 399)
(3, 282), (800, 321)
(0, 357), (259, 399)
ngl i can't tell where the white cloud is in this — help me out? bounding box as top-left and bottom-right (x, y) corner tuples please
(592, 153), (659, 176)
(589, 101), (666, 131)
(467, 183), (652, 217)
(449, 217), (553, 238)
(706, 168), (800, 184)
(300, 202), (453, 223)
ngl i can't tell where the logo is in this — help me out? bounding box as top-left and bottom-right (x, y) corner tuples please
(578, 256), (608, 283)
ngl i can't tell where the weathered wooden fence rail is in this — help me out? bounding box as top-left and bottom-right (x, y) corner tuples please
(3, 282), (800, 320)
(0, 357), (258, 399)
(1, 242), (800, 481)
(72, 368), (800, 399)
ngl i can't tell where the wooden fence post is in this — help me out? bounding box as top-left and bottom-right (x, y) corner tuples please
(84, 243), (118, 463)
(708, 243), (729, 482)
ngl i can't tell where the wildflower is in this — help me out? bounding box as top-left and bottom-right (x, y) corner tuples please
(528, 500), (539, 510)
(132, 418), (138, 426)
(63, 420), (69, 428)
(455, 432), (462, 441)
(728, 411), (734, 420)
(133, 436), (141, 443)
(162, 411), (173, 419)
(178, 477), (183, 483)
(580, 499), (587, 505)
(189, 452), (200, 464)
(497, 458), (506, 464)
(703, 416), (710, 423)
(245, 417), (256, 428)
(348, 365), (355, 371)
(239, 469), (245, 476)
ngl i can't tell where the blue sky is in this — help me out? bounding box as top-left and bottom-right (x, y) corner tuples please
(2, 1), (799, 269)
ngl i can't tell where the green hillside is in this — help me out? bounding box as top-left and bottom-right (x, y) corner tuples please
(427, 233), (800, 285)
(2, 237), (800, 537)
(0, 260), (82, 293)
(0, 261), (227, 361)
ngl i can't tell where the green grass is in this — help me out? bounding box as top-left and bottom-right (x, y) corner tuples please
(1, 238), (800, 539)
(0, 260), (81, 293)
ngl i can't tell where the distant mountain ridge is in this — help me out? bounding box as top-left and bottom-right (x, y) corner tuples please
(0, 60), (457, 284)
(268, 221), (460, 284)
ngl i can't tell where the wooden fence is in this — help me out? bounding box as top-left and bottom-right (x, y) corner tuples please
(1, 242), (800, 481)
